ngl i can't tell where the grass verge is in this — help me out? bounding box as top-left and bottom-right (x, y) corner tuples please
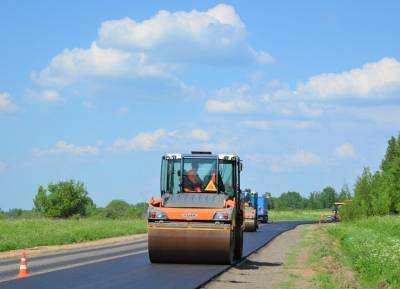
(0, 218), (147, 252)
(328, 216), (400, 289)
(269, 209), (331, 222)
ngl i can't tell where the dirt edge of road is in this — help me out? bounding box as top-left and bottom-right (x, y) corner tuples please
(0, 234), (147, 260)
(204, 224), (359, 289)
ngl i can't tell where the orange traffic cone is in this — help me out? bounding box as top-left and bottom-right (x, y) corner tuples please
(17, 250), (29, 278)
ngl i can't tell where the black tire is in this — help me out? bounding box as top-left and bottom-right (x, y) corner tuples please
(234, 226), (243, 261)
(228, 230), (235, 264)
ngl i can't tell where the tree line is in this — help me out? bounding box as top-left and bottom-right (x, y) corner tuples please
(1, 180), (148, 219)
(340, 133), (400, 220)
(268, 184), (351, 211)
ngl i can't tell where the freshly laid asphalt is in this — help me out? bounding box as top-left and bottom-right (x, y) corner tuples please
(0, 221), (312, 289)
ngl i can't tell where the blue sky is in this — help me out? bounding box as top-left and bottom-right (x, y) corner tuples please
(1, 1), (400, 210)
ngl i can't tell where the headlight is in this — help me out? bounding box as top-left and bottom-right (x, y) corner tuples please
(148, 208), (167, 220)
(213, 209), (232, 221)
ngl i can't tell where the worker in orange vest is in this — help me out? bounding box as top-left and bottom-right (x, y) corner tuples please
(183, 162), (202, 192)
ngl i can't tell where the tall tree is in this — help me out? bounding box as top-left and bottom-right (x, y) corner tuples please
(338, 184), (352, 201)
(307, 191), (323, 209)
(371, 171), (391, 215)
(353, 167), (374, 216)
(380, 134), (400, 213)
(33, 185), (47, 213)
(320, 186), (337, 208)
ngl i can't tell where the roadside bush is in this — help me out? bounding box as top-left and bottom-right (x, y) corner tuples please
(33, 180), (94, 218)
(339, 203), (361, 221)
(103, 200), (148, 219)
(104, 200), (131, 219)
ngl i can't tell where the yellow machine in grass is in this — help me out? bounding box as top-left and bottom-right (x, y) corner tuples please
(328, 200), (352, 222)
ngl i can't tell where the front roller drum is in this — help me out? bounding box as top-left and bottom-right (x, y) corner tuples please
(148, 222), (234, 264)
(244, 219), (257, 232)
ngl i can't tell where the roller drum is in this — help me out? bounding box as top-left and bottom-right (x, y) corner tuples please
(148, 222), (234, 264)
(244, 219), (257, 232)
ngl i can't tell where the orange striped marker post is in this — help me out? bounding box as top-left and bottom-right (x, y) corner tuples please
(17, 250), (29, 278)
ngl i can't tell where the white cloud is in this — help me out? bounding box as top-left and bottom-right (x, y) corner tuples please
(98, 4), (270, 65)
(289, 150), (321, 166)
(0, 92), (18, 112)
(297, 57), (400, 99)
(271, 150), (321, 172)
(242, 119), (315, 129)
(111, 129), (176, 151)
(250, 150), (321, 172)
(33, 5), (270, 87)
(0, 162), (8, 173)
(191, 129), (209, 141)
(34, 140), (100, 156)
(206, 84), (256, 113)
(297, 102), (324, 116)
(32, 43), (166, 86)
(205, 99), (256, 113)
(206, 83), (324, 116)
(26, 89), (64, 103)
(335, 143), (355, 159)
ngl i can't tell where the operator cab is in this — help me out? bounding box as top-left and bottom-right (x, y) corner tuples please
(160, 152), (242, 208)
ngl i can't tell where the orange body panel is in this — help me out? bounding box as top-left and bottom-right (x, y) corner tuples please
(153, 207), (222, 221)
(148, 196), (237, 221)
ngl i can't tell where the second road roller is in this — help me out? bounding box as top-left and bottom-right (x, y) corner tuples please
(147, 151), (244, 264)
(243, 190), (258, 232)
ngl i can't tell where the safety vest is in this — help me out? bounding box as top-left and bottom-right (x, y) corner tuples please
(185, 170), (202, 192)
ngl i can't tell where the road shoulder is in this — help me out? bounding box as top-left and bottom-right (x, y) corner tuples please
(204, 224), (359, 289)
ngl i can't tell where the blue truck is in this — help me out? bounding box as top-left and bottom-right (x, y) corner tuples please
(257, 193), (269, 223)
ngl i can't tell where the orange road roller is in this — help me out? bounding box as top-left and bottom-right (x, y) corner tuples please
(147, 151), (244, 264)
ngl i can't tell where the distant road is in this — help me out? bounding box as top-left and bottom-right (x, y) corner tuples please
(0, 221), (313, 289)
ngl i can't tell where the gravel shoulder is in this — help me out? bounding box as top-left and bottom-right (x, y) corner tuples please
(204, 224), (359, 289)
(204, 224), (305, 289)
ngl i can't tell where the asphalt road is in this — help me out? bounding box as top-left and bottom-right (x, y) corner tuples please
(0, 221), (311, 289)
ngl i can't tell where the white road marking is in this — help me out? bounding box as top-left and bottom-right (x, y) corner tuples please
(0, 249), (148, 283)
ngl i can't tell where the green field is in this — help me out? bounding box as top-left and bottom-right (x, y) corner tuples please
(328, 216), (400, 288)
(0, 210), (333, 253)
(0, 218), (147, 252)
(269, 209), (331, 221)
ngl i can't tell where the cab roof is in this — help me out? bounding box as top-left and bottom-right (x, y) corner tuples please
(164, 152), (239, 160)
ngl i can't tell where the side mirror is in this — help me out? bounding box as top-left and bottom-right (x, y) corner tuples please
(240, 162), (243, 172)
